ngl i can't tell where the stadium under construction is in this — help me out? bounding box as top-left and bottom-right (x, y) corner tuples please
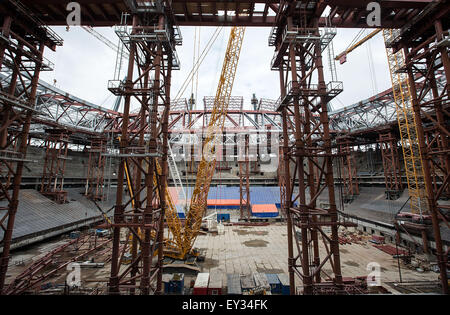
(0, 0), (449, 296)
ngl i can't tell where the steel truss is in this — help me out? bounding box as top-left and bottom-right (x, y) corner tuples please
(107, 2), (181, 295)
(329, 73), (446, 134)
(337, 137), (359, 203)
(378, 131), (404, 200)
(0, 4), (62, 292)
(40, 129), (70, 204)
(271, 3), (353, 294)
(4, 233), (111, 295)
(394, 17), (449, 294)
(239, 134), (250, 220)
(85, 136), (107, 201)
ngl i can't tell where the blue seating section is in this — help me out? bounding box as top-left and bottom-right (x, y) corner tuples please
(173, 186), (284, 218)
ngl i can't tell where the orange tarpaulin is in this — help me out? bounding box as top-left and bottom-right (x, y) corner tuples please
(251, 204), (278, 213)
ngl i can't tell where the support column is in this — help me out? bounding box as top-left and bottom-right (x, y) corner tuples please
(40, 129), (70, 204)
(0, 41), (47, 293)
(107, 5), (180, 294)
(338, 136), (360, 203)
(272, 10), (347, 294)
(239, 134), (250, 220)
(379, 131), (404, 200)
(432, 20), (450, 199)
(85, 136), (107, 201)
(405, 47), (448, 294)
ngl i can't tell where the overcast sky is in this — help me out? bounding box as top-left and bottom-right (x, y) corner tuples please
(40, 26), (391, 113)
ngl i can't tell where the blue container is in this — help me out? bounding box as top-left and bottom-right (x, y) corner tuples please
(277, 274), (290, 295)
(265, 274), (281, 294)
(177, 212), (186, 219)
(169, 273), (184, 294)
(162, 274), (172, 294)
(217, 213), (230, 222)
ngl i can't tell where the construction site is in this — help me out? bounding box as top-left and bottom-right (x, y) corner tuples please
(0, 0), (449, 296)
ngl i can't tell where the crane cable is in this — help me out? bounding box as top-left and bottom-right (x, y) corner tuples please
(191, 27), (198, 97)
(195, 27), (201, 108)
(174, 27), (223, 101)
(346, 29), (366, 52)
(365, 32), (378, 95)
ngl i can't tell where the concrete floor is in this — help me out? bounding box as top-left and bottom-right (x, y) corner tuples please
(5, 222), (441, 294)
(193, 223), (440, 291)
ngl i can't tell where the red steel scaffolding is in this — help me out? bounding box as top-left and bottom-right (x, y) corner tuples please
(40, 129), (70, 204)
(0, 1), (62, 293)
(106, 1), (181, 295)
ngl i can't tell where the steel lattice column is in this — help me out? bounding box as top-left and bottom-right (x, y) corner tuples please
(40, 129), (70, 204)
(273, 12), (352, 294)
(278, 145), (286, 218)
(108, 6), (179, 295)
(0, 6), (62, 290)
(378, 131), (404, 200)
(85, 136), (107, 201)
(337, 137), (360, 203)
(239, 134), (250, 220)
(0, 37), (50, 294)
(402, 19), (449, 294)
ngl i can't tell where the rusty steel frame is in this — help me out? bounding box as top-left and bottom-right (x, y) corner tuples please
(379, 131), (404, 200)
(0, 0), (447, 296)
(108, 4), (177, 295)
(15, 0), (437, 28)
(0, 6), (62, 292)
(337, 137), (360, 203)
(398, 18), (449, 294)
(85, 136), (107, 201)
(239, 134), (250, 220)
(4, 233), (111, 295)
(273, 5), (348, 294)
(277, 145), (286, 218)
(40, 129), (70, 204)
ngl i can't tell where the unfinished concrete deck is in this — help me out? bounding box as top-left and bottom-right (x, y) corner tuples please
(194, 224), (440, 290)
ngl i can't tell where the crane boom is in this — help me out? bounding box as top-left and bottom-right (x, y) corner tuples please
(335, 29), (381, 64)
(182, 27), (246, 257)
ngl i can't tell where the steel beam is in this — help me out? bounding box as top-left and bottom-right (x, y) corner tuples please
(108, 5), (177, 294)
(40, 129), (70, 204)
(275, 4), (345, 294)
(402, 24), (449, 293)
(0, 37), (46, 294)
(239, 134), (250, 220)
(379, 131), (404, 200)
